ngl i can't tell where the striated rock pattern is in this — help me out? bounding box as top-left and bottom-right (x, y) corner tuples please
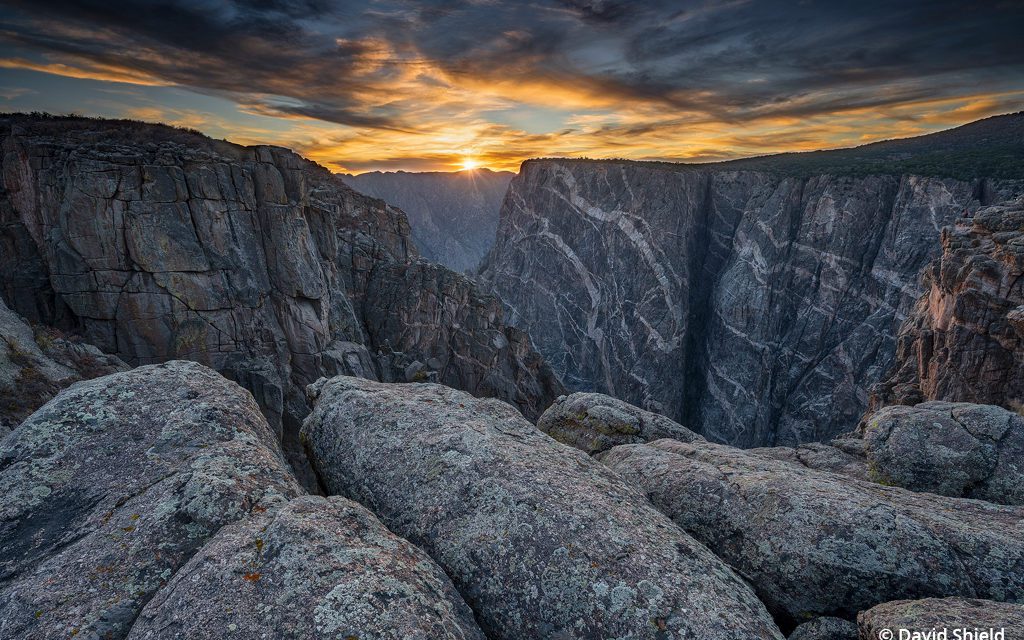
(788, 617), (858, 640)
(0, 295), (126, 432)
(342, 168), (513, 273)
(302, 376), (784, 640)
(0, 362), (303, 639)
(858, 598), (1024, 640)
(857, 401), (1024, 505)
(601, 438), (1024, 627)
(0, 115), (561, 482)
(538, 391), (704, 454)
(129, 495), (485, 640)
(877, 198), (1024, 412)
(482, 159), (1024, 446)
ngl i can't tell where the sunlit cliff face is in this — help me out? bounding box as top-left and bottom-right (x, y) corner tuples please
(0, 1), (1021, 173)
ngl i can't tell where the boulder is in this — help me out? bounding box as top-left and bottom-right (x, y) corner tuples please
(538, 391), (703, 454)
(600, 439), (1024, 627)
(0, 361), (302, 639)
(302, 376), (783, 640)
(857, 402), (1024, 505)
(129, 495), (484, 640)
(858, 598), (1024, 640)
(788, 617), (858, 640)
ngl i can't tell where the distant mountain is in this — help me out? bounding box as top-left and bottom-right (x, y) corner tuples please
(533, 111), (1024, 181)
(342, 169), (514, 273)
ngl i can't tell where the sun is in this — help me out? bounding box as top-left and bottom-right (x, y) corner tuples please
(460, 157), (479, 171)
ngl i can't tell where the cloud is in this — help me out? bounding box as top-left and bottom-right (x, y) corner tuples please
(0, 0), (1020, 171)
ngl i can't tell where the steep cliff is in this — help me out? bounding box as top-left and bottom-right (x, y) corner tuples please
(0, 115), (561, 479)
(341, 169), (513, 272)
(481, 115), (1024, 446)
(876, 197), (1024, 410)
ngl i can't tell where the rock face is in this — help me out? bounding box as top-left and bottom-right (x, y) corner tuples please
(0, 362), (302, 639)
(858, 598), (1024, 640)
(788, 617), (858, 640)
(0, 115), (561, 482)
(601, 438), (1024, 627)
(129, 495), (485, 640)
(0, 295), (126, 432)
(538, 391), (704, 454)
(857, 401), (1024, 505)
(342, 169), (513, 272)
(877, 198), (1024, 412)
(302, 376), (783, 640)
(482, 136), (1024, 446)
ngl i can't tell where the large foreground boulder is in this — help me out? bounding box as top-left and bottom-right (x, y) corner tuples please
(857, 402), (1024, 505)
(0, 362), (302, 639)
(0, 296), (126, 433)
(303, 377), (783, 640)
(858, 598), (1024, 640)
(129, 495), (485, 640)
(601, 439), (1024, 627)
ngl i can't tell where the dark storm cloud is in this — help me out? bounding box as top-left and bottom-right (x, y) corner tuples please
(0, 0), (1020, 131)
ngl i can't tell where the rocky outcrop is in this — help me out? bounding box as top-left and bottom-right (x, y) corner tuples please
(538, 391), (704, 454)
(788, 617), (858, 640)
(481, 151), (1024, 446)
(748, 440), (870, 481)
(129, 495), (485, 640)
(858, 598), (1024, 640)
(302, 376), (783, 640)
(0, 295), (126, 432)
(342, 169), (513, 273)
(856, 401), (1024, 505)
(877, 198), (1024, 411)
(0, 115), (561, 483)
(601, 438), (1024, 627)
(0, 362), (302, 639)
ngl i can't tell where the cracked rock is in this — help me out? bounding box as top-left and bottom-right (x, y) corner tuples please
(302, 376), (783, 640)
(857, 401), (1024, 505)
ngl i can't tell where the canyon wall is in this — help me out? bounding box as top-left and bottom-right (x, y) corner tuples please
(0, 116), (561, 480)
(481, 159), (1024, 445)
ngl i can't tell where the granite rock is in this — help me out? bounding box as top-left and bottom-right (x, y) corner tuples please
(858, 598), (1024, 640)
(601, 438), (1024, 628)
(857, 401), (1024, 505)
(302, 376), (783, 640)
(129, 495), (485, 640)
(0, 361), (302, 639)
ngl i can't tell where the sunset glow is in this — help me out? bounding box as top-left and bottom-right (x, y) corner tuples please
(0, 2), (1020, 173)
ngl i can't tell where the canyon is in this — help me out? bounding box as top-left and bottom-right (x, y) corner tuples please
(2, 113), (1024, 639)
(481, 113), (1024, 446)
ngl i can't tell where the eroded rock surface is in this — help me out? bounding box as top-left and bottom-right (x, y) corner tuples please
(0, 361), (302, 639)
(0, 115), (561, 484)
(856, 401), (1024, 505)
(302, 376), (783, 640)
(481, 156), (1024, 446)
(788, 617), (858, 640)
(858, 598), (1024, 640)
(538, 391), (704, 454)
(0, 295), (126, 432)
(129, 495), (485, 640)
(878, 198), (1024, 413)
(601, 438), (1024, 627)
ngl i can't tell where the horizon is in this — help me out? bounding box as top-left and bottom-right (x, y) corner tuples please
(0, 1), (1021, 173)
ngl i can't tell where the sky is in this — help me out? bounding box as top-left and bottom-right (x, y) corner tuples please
(0, 0), (1021, 173)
